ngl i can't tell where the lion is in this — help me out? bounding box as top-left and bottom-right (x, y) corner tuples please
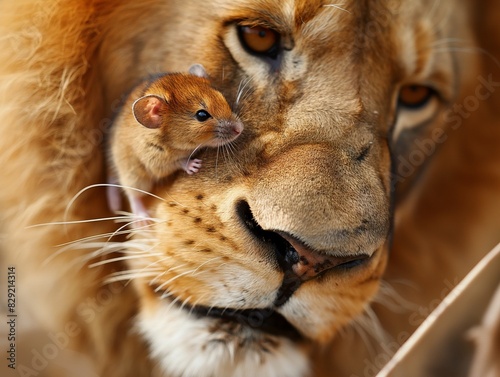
(0, 1), (499, 377)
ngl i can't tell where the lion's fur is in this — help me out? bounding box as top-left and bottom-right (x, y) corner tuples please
(1, 1), (499, 376)
(0, 1), (155, 375)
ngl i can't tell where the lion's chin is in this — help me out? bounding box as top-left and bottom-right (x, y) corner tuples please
(182, 300), (304, 340)
(138, 297), (310, 377)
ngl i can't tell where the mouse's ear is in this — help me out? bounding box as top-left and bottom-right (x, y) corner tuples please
(188, 64), (208, 78)
(132, 95), (168, 129)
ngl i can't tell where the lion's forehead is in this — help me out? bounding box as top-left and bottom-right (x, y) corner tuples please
(214, 0), (443, 72)
(212, 0), (454, 129)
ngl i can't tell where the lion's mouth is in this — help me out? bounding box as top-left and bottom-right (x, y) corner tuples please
(150, 201), (371, 343)
(148, 201), (308, 342)
(151, 285), (303, 341)
(190, 305), (303, 341)
(158, 202), (305, 342)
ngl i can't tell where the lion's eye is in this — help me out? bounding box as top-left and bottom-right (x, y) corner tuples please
(398, 85), (435, 109)
(392, 83), (442, 147)
(195, 110), (211, 122)
(237, 25), (280, 59)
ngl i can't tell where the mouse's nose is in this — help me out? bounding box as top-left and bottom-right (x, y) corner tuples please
(229, 117), (244, 136)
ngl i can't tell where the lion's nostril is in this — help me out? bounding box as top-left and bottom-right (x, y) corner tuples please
(236, 200), (288, 249)
(237, 200), (371, 279)
(278, 232), (371, 280)
(284, 246), (300, 265)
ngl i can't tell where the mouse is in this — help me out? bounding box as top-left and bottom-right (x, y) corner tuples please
(107, 64), (243, 221)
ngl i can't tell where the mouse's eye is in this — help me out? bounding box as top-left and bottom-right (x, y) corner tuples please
(195, 110), (212, 122)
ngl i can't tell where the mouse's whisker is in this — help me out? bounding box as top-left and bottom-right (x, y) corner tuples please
(221, 141), (237, 163)
(215, 145), (221, 180)
(234, 74), (257, 111)
(226, 140), (238, 156)
(186, 143), (204, 168)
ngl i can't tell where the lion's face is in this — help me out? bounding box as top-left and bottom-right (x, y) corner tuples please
(97, 0), (474, 375)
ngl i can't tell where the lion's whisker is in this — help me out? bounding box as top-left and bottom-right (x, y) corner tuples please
(52, 217), (151, 251)
(189, 294), (208, 316)
(373, 280), (419, 313)
(179, 296), (192, 312)
(28, 216), (126, 228)
(161, 291), (175, 300)
(64, 183), (167, 223)
(166, 295), (183, 312)
(105, 272), (163, 284)
(154, 269), (199, 293)
(89, 253), (164, 268)
(42, 240), (124, 266)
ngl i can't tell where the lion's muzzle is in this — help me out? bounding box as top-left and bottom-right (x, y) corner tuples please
(247, 143), (390, 258)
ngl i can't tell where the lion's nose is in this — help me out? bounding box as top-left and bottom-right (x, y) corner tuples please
(236, 200), (371, 281)
(278, 232), (370, 281)
(249, 144), (390, 255)
(236, 200), (374, 306)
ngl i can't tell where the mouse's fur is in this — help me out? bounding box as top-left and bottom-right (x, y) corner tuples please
(107, 64), (243, 217)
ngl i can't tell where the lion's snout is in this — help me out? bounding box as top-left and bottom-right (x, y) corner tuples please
(248, 143), (390, 257)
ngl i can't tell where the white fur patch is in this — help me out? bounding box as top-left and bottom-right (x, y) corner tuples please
(139, 301), (310, 377)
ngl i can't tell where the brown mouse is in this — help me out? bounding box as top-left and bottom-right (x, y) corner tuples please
(107, 64), (243, 221)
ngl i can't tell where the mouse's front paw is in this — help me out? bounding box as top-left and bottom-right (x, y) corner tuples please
(186, 159), (202, 175)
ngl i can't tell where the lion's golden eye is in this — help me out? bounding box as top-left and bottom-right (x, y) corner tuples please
(398, 85), (435, 109)
(237, 25), (280, 59)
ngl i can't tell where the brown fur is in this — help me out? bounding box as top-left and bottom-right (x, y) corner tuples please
(108, 70), (242, 217)
(0, 1), (499, 376)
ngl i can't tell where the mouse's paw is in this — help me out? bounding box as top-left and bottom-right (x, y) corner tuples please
(106, 185), (122, 212)
(130, 196), (153, 229)
(186, 159), (202, 175)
